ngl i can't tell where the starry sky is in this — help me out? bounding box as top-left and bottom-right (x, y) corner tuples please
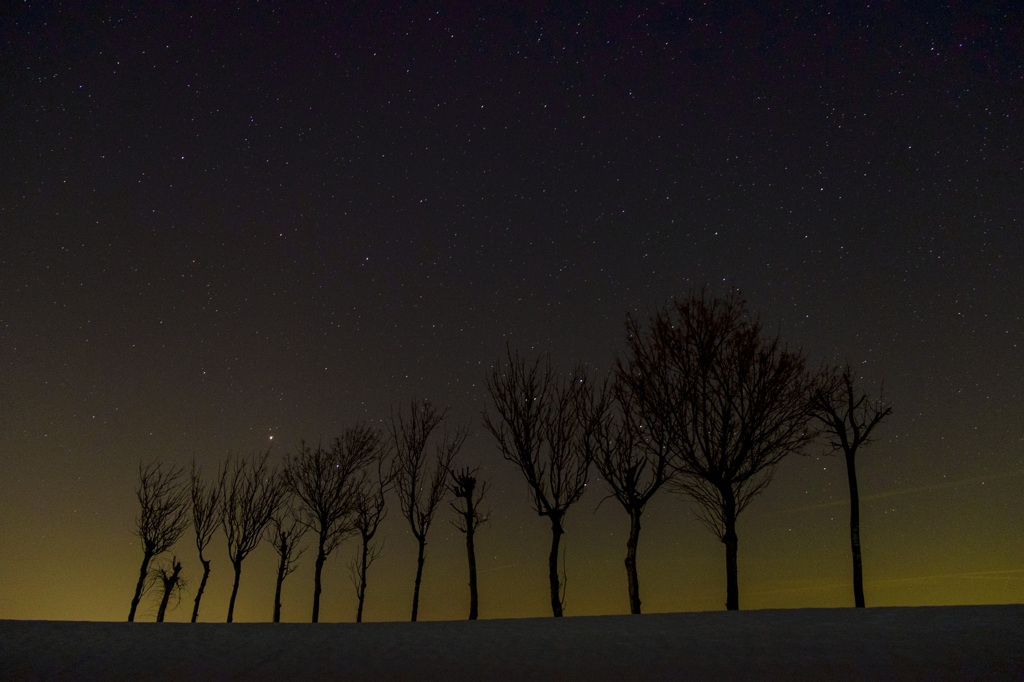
(1, 2), (1022, 623)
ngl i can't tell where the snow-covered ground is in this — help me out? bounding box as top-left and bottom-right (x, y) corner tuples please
(2, 605), (1021, 681)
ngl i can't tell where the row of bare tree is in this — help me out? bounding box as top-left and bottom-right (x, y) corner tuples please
(127, 288), (891, 621)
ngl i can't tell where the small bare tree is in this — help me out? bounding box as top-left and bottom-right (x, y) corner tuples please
(221, 450), (287, 622)
(189, 459), (225, 622)
(587, 379), (674, 614)
(623, 289), (819, 610)
(266, 508), (307, 622)
(391, 400), (467, 622)
(349, 455), (391, 623)
(811, 363), (892, 608)
(287, 424), (383, 622)
(128, 462), (189, 622)
(153, 556), (185, 622)
(449, 466), (489, 620)
(483, 351), (597, 617)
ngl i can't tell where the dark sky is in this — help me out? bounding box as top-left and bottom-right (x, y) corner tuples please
(1, 2), (1022, 622)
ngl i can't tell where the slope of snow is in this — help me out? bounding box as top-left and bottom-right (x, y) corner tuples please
(2, 605), (1022, 681)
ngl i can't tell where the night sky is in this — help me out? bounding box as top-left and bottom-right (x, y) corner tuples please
(1, 3), (1022, 623)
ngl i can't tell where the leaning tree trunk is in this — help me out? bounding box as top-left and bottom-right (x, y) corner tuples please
(191, 555), (211, 622)
(226, 559), (243, 622)
(466, 522), (479, 620)
(311, 538), (327, 623)
(625, 507), (643, 614)
(355, 534), (370, 622)
(846, 450), (865, 608)
(721, 486), (739, 611)
(411, 534), (426, 621)
(547, 512), (565, 617)
(156, 560), (182, 622)
(128, 550), (154, 622)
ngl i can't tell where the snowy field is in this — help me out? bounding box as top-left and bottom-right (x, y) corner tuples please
(2, 605), (1022, 681)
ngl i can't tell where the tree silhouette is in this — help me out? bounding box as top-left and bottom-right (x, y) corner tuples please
(128, 461), (189, 622)
(483, 350), (597, 617)
(153, 556), (185, 622)
(287, 425), (382, 622)
(586, 378), (674, 614)
(189, 459), (225, 622)
(811, 363), (892, 608)
(623, 289), (818, 610)
(266, 508), (306, 622)
(349, 455), (391, 623)
(221, 450), (287, 622)
(391, 400), (467, 622)
(449, 466), (490, 620)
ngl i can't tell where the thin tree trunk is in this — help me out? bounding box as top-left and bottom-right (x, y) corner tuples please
(191, 556), (211, 623)
(128, 550), (153, 622)
(721, 486), (739, 611)
(466, 522), (479, 620)
(356, 536), (369, 623)
(846, 451), (865, 608)
(311, 545), (326, 623)
(625, 507), (642, 614)
(273, 536), (288, 622)
(156, 561), (182, 622)
(411, 535), (426, 622)
(226, 560), (243, 622)
(548, 513), (565, 617)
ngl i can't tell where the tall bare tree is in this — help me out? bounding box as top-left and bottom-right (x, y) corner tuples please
(349, 455), (391, 623)
(153, 556), (185, 622)
(221, 450), (287, 622)
(128, 462), (189, 622)
(287, 424), (382, 622)
(391, 400), (467, 622)
(623, 289), (818, 610)
(189, 459), (225, 622)
(266, 508), (307, 622)
(587, 379), (674, 614)
(449, 466), (489, 620)
(811, 363), (892, 608)
(483, 351), (597, 617)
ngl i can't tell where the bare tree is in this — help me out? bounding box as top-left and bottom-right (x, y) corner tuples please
(266, 508), (307, 622)
(287, 424), (382, 623)
(586, 378), (674, 614)
(390, 400), (467, 622)
(153, 556), (185, 622)
(221, 450), (287, 622)
(483, 351), (597, 617)
(811, 363), (892, 608)
(623, 289), (818, 610)
(189, 459), (225, 622)
(349, 454), (391, 623)
(128, 462), (189, 622)
(449, 466), (489, 620)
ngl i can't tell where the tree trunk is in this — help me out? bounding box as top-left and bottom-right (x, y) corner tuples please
(548, 512), (565, 617)
(156, 561), (182, 622)
(466, 521), (479, 620)
(355, 536), (369, 623)
(226, 559), (243, 622)
(846, 451), (865, 608)
(311, 543), (326, 623)
(411, 535), (426, 622)
(273, 537), (288, 622)
(191, 556), (211, 623)
(128, 550), (153, 622)
(625, 507), (642, 614)
(721, 486), (739, 611)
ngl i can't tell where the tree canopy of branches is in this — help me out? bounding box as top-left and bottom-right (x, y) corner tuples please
(349, 454), (391, 623)
(811, 363), (892, 608)
(623, 289), (818, 610)
(266, 508), (307, 622)
(587, 378), (674, 614)
(483, 351), (598, 617)
(189, 459), (224, 622)
(221, 450), (287, 622)
(449, 466), (490, 620)
(391, 400), (467, 622)
(128, 461), (189, 622)
(287, 424), (383, 622)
